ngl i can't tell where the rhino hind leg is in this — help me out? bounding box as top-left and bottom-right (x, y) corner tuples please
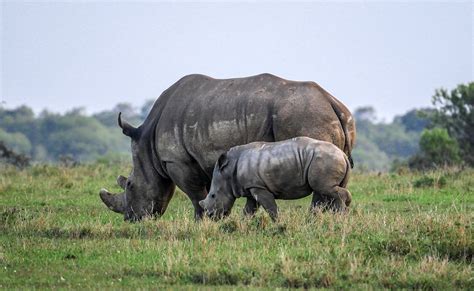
(242, 198), (260, 217)
(181, 185), (208, 221)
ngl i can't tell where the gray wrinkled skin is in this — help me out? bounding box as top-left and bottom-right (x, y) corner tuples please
(199, 137), (352, 221)
(99, 74), (356, 221)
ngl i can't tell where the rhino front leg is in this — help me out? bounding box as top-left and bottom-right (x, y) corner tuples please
(249, 188), (278, 221)
(191, 197), (206, 220)
(243, 198), (259, 217)
(165, 162), (208, 221)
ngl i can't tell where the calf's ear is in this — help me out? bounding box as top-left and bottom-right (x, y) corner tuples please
(217, 153), (229, 170)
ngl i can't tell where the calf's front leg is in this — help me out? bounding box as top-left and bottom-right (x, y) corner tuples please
(249, 188), (278, 221)
(243, 197), (259, 217)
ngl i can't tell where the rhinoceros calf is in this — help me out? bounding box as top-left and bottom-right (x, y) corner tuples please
(199, 137), (352, 221)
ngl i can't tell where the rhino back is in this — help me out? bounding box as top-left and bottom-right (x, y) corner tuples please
(153, 74), (346, 180)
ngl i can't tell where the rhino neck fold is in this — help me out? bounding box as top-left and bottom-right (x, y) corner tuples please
(135, 125), (169, 182)
(131, 132), (175, 215)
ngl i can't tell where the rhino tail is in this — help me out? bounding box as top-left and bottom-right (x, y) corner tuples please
(328, 97), (354, 168)
(340, 155), (351, 188)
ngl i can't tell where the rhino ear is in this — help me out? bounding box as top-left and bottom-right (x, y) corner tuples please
(118, 112), (139, 139)
(217, 153), (229, 170)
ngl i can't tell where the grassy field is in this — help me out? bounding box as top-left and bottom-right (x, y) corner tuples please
(0, 163), (472, 289)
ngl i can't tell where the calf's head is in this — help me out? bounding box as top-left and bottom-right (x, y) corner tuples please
(199, 153), (236, 218)
(99, 113), (174, 221)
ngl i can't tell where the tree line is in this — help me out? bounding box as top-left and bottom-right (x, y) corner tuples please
(0, 102), (152, 163)
(1, 83), (472, 171)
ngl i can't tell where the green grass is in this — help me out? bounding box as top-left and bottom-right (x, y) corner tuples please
(0, 164), (473, 288)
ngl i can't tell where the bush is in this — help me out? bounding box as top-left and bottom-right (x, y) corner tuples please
(430, 83), (473, 165)
(409, 128), (460, 170)
(413, 175), (447, 188)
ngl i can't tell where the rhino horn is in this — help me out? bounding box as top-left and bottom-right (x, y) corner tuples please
(99, 188), (126, 213)
(116, 175), (127, 190)
(118, 112), (139, 138)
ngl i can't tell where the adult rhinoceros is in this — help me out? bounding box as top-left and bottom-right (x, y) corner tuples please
(100, 73), (356, 221)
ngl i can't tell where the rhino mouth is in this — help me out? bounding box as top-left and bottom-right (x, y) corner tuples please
(204, 208), (230, 220)
(124, 211), (143, 222)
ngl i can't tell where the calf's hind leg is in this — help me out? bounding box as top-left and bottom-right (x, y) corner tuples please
(310, 192), (332, 211)
(313, 186), (351, 212)
(340, 187), (352, 207)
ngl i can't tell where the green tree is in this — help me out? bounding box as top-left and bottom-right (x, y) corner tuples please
(0, 104), (137, 162)
(353, 106), (421, 171)
(0, 105), (36, 134)
(0, 128), (32, 155)
(394, 108), (433, 133)
(354, 106), (377, 123)
(409, 128), (461, 169)
(0, 105), (38, 145)
(430, 83), (473, 165)
(352, 135), (391, 172)
(93, 102), (142, 128)
(37, 110), (128, 161)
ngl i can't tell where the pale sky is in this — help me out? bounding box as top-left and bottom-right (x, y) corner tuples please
(1, 1), (472, 121)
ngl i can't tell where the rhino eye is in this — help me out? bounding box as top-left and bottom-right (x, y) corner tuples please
(127, 181), (132, 188)
(211, 194), (215, 198)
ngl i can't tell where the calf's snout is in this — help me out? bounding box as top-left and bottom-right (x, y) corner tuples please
(198, 200), (206, 209)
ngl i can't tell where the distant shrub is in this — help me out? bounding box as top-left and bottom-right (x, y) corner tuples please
(390, 158), (410, 174)
(430, 82), (474, 166)
(0, 141), (30, 169)
(409, 128), (461, 170)
(95, 152), (130, 165)
(413, 176), (435, 188)
(58, 154), (79, 167)
(413, 175), (447, 188)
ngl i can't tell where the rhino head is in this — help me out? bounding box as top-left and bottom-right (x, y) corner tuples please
(99, 113), (175, 221)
